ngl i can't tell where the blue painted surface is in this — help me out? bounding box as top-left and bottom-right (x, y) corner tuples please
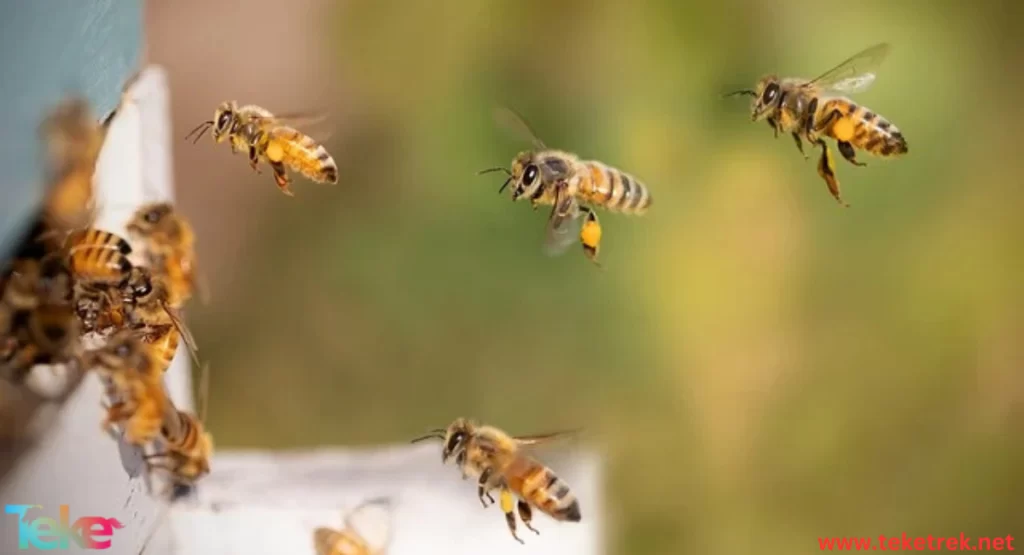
(0, 0), (142, 258)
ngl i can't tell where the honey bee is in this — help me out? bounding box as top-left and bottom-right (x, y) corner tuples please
(60, 229), (134, 334)
(126, 203), (200, 308)
(313, 498), (392, 555)
(38, 97), (103, 236)
(727, 43), (908, 206)
(120, 266), (200, 371)
(0, 258), (80, 384)
(412, 418), (582, 543)
(479, 108), (652, 265)
(145, 361), (213, 491)
(185, 102), (338, 196)
(88, 331), (170, 446)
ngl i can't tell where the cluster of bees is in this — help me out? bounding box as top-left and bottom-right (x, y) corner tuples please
(2, 41), (909, 548)
(0, 96), (210, 497)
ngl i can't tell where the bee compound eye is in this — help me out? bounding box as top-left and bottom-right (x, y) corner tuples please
(523, 165), (539, 186)
(217, 112), (232, 130)
(763, 83), (779, 103)
(145, 210), (160, 223)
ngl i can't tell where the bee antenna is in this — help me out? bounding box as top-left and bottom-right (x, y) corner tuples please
(722, 89), (757, 99)
(184, 120), (214, 144)
(498, 177), (512, 194)
(410, 429), (446, 443)
(477, 167), (511, 176)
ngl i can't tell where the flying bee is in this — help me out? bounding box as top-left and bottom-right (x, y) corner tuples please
(87, 331), (170, 446)
(412, 418), (582, 543)
(313, 498), (393, 555)
(126, 202), (202, 308)
(727, 42), (908, 206)
(185, 101), (338, 196)
(38, 97), (103, 239)
(479, 108), (652, 265)
(145, 361), (213, 491)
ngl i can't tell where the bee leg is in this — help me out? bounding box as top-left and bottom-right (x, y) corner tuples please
(792, 133), (808, 160)
(101, 403), (127, 439)
(270, 161), (295, 197)
(767, 117), (779, 139)
(578, 206), (602, 267)
(517, 500), (540, 535)
(499, 488), (525, 544)
(478, 468), (493, 508)
(247, 146), (263, 174)
(837, 141), (867, 167)
(815, 139), (848, 207)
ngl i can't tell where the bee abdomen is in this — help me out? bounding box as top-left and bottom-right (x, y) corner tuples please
(66, 229), (133, 283)
(581, 161), (651, 215)
(520, 464), (581, 522)
(69, 249), (132, 284)
(272, 129), (338, 184)
(825, 100), (908, 158)
(151, 329), (179, 372)
(855, 113), (908, 158)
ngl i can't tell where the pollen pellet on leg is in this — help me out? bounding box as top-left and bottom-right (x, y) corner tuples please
(264, 142), (285, 162)
(831, 117), (855, 142)
(580, 219), (602, 248)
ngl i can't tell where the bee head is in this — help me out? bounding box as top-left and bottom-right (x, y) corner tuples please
(441, 418), (474, 464)
(122, 266), (169, 308)
(750, 75), (782, 122)
(211, 101), (239, 143)
(128, 202), (173, 237)
(507, 152), (544, 202)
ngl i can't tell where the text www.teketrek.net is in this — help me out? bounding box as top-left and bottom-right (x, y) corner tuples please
(819, 534), (1015, 551)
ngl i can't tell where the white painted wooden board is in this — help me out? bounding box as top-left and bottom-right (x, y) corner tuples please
(0, 66), (193, 555)
(142, 446), (604, 555)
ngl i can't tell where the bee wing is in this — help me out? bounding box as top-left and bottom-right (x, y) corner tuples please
(251, 111), (328, 128)
(806, 42), (892, 95)
(493, 106), (547, 150)
(343, 497), (392, 552)
(161, 302), (201, 369)
(251, 112), (335, 142)
(265, 125), (336, 147)
(542, 188), (582, 257)
(515, 428), (583, 446)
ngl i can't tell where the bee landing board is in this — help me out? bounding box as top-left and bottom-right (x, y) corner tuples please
(142, 446), (604, 555)
(0, 66), (194, 555)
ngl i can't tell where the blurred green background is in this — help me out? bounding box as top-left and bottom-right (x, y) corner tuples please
(153, 0), (1023, 552)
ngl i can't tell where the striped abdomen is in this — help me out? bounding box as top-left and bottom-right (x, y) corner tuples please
(577, 161), (652, 215)
(313, 528), (371, 555)
(147, 327), (180, 372)
(503, 456), (581, 522)
(264, 127), (338, 183)
(66, 229), (132, 284)
(820, 98), (908, 158)
(164, 411), (204, 458)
